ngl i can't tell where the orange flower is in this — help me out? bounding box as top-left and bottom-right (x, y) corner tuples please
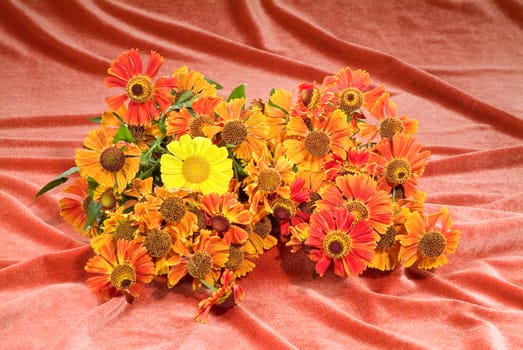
(171, 65), (217, 99)
(324, 147), (377, 181)
(75, 127), (141, 193)
(370, 133), (430, 198)
(358, 92), (418, 142)
(317, 174), (393, 235)
(264, 88), (292, 144)
(306, 207), (376, 277)
(198, 192), (251, 245)
(214, 98), (269, 161)
(89, 207), (140, 254)
(283, 109), (353, 171)
(105, 49), (176, 126)
(58, 177), (99, 237)
(194, 270), (245, 323)
(85, 239), (155, 301)
(397, 207), (460, 269)
(166, 96), (223, 140)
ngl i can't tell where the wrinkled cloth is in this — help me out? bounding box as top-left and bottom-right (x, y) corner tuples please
(1, 1), (522, 349)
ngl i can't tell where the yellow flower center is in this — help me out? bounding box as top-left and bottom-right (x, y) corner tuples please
(211, 214), (230, 233)
(341, 164), (361, 176)
(253, 216), (272, 238)
(182, 156), (210, 184)
(271, 198), (297, 221)
(346, 200), (369, 223)
(222, 120), (248, 145)
(304, 130), (331, 157)
(419, 231), (446, 259)
(186, 251), (213, 279)
(257, 168), (282, 193)
(160, 197), (187, 223)
(110, 263), (137, 290)
(189, 115), (214, 138)
(379, 118), (405, 139)
(100, 190), (117, 209)
(100, 146), (126, 172)
(302, 88), (321, 111)
(144, 229), (172, 257)
(113, 222), (136, 241)
(225, 245), (245, 270)
(377, 225), (397, 250)
(323, 231), (352, 259)
(385, 159), (412, 186)
(338, 87), (363, 114)
(126, 75), (154, 103)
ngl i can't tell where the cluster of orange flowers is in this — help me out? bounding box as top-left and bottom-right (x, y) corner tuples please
(38, 49), (460, 322)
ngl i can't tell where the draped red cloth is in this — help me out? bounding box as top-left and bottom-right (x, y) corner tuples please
(1, 1), (522, 349)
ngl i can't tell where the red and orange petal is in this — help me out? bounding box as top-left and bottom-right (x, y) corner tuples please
(284, 109), (353, 171)
(397, 208), (460, 269)
(324, 147), (377, 180)
(370, 133), (430, 198)
(58, 177), (98, 237)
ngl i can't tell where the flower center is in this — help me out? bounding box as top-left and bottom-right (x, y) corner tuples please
(100, 190), (117, 209)
(379, 118), (405, 139)
(377, 225), (397, 250)
(304, 130), (331, 157)
(128, 125), (146, 143)
(323, 231), (352, 259)
(385, 159), (412, 186)
(257, 169), (281, 193)
(346, 200), (369, 223)
(110, 263), (137, 290)
(222, 120), (248, 145)
(125, 75), (154, 103)
(418, 231), (446, 259)
(100, 146), (126, 172)
(392, 185), (405, 200)
(189, 115), (214, 138)
(272, 198), (296, 221)
(160, 197), (186, 223)
(253, 216), (272, 238)
(186, 251), (213, 279)
(302, 88), (320, 110)
(144, 229), (172, 257)
(182, 156), (210, 184)
(338, 87), (363, 114)
(216, 290), (235, 309)
(225, 245), (245, 270)
(113, 222), (136, 241)
(212, 215), (230, 232)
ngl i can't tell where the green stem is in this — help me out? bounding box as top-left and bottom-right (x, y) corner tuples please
(199, 278), (217, 293)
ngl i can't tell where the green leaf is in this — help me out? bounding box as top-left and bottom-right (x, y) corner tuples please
(86, 176), (99, 197)
(89, 116), (102, 123)
(204, 78), (223, 90)
(227, 84), (247, 101)
(35, 166), (79, 198)
(84, 200), (103, 230)
(113, 125), (135, 143)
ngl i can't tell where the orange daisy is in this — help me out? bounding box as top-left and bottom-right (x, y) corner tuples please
(244, 214), (278, 255)
(369, 133), (431, 198)
(306, 206), (376, 277)
(105, 49), (176, 126)
(194, 269), (245, 323)
(166, 96), (223, 140)
(171, 65), (217, 100)
(290, 80), (332, 119)
(75, 127), (141, 193)
(89, 207), (140, 254)
(85, 239), (155, 302)
(214, 98), (269, 161)
(224, 242), (258, 279)
(397, 207), (461, 269)
(58, 177), (99, 237)
(283, 109), (353, 171)
(324, 147), (377, 181)
(198, 192), (251, 245)
(264, 88), (292, 144)
(358, 92), (419, 142)
(317, 174), (393, 235)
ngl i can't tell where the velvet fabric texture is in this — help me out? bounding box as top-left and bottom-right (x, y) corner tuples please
(1, 1), (522, 349)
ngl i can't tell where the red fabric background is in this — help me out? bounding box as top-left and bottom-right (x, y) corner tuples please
(1, 1), (522, 349)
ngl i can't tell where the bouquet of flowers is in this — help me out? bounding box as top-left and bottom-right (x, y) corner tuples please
(37, 49), (461, 323)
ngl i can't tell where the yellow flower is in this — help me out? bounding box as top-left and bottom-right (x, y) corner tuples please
(160, 134), (233, 195)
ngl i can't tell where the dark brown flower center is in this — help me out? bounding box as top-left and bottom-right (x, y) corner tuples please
(379, 118), (405, 139)
(225, 245), (244, 270)
(253, 216), (272, 238)
(186, 251), (213, 279)
(419, 231), (446, 259)
(377, 225), (397, 250)
(385, 159), (412, 186)
(128, 125), (146, 143)
(110, 263), (137, 290)
(144, 229), (172, 257)
(126, 75), (154, 103)
(338, 87), (363, 114)
(346, 200), (369, 223)
(160, 197), (186, 223)
(258, 169), (281, 193)
(190, 115), (214, 138)
(100, 146), (126, 172)
(113, 222), (136, 241)
(323, 231), (352, 259)
(222, 120), (248, 145)
(272, 198), (296, 221)
(304, 130), (331, 157)
(302, 87), (320, 110)
(212, 215), (230, 232)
